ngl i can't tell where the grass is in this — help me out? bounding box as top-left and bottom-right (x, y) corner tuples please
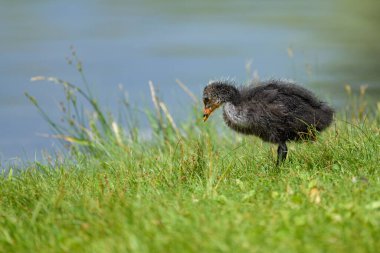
(1, 53), (380, 252)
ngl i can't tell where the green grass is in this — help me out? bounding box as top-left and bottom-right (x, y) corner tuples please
(1, 56), (380, 252)
(1, 115), (379, 253)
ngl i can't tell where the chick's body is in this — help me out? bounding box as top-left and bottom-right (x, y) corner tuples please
(222, 81), (334, 143)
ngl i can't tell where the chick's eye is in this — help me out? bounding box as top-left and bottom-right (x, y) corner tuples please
(203, 97), (210, 104)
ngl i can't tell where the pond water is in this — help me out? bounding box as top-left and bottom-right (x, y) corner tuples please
(1, 0), (379, 162)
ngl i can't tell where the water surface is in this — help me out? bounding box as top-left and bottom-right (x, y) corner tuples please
(1, 0), (379, 162)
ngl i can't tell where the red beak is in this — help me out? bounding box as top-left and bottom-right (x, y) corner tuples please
(203, 104), (220, 122)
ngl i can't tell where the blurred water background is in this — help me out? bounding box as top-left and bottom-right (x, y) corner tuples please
(1, 0), (379, 162)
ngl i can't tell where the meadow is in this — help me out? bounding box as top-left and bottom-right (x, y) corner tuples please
(1, 59), (379, 252)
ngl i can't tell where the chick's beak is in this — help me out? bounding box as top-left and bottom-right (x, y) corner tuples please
(203, 103), (220, 122)
(203, 108), (211, 122)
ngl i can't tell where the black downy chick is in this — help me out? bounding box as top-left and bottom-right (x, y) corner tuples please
(202, 79), (334, 165)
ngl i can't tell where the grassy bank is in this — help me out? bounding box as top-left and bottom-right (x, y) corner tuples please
(1, 65), (380, 252)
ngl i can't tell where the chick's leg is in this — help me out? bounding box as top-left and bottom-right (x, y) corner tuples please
(276, 142), (288, 165)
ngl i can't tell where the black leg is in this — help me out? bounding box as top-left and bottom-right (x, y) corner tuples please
(276, 142), (288, 165)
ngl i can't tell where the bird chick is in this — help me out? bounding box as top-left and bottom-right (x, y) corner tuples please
(202, 79), (334, 165)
